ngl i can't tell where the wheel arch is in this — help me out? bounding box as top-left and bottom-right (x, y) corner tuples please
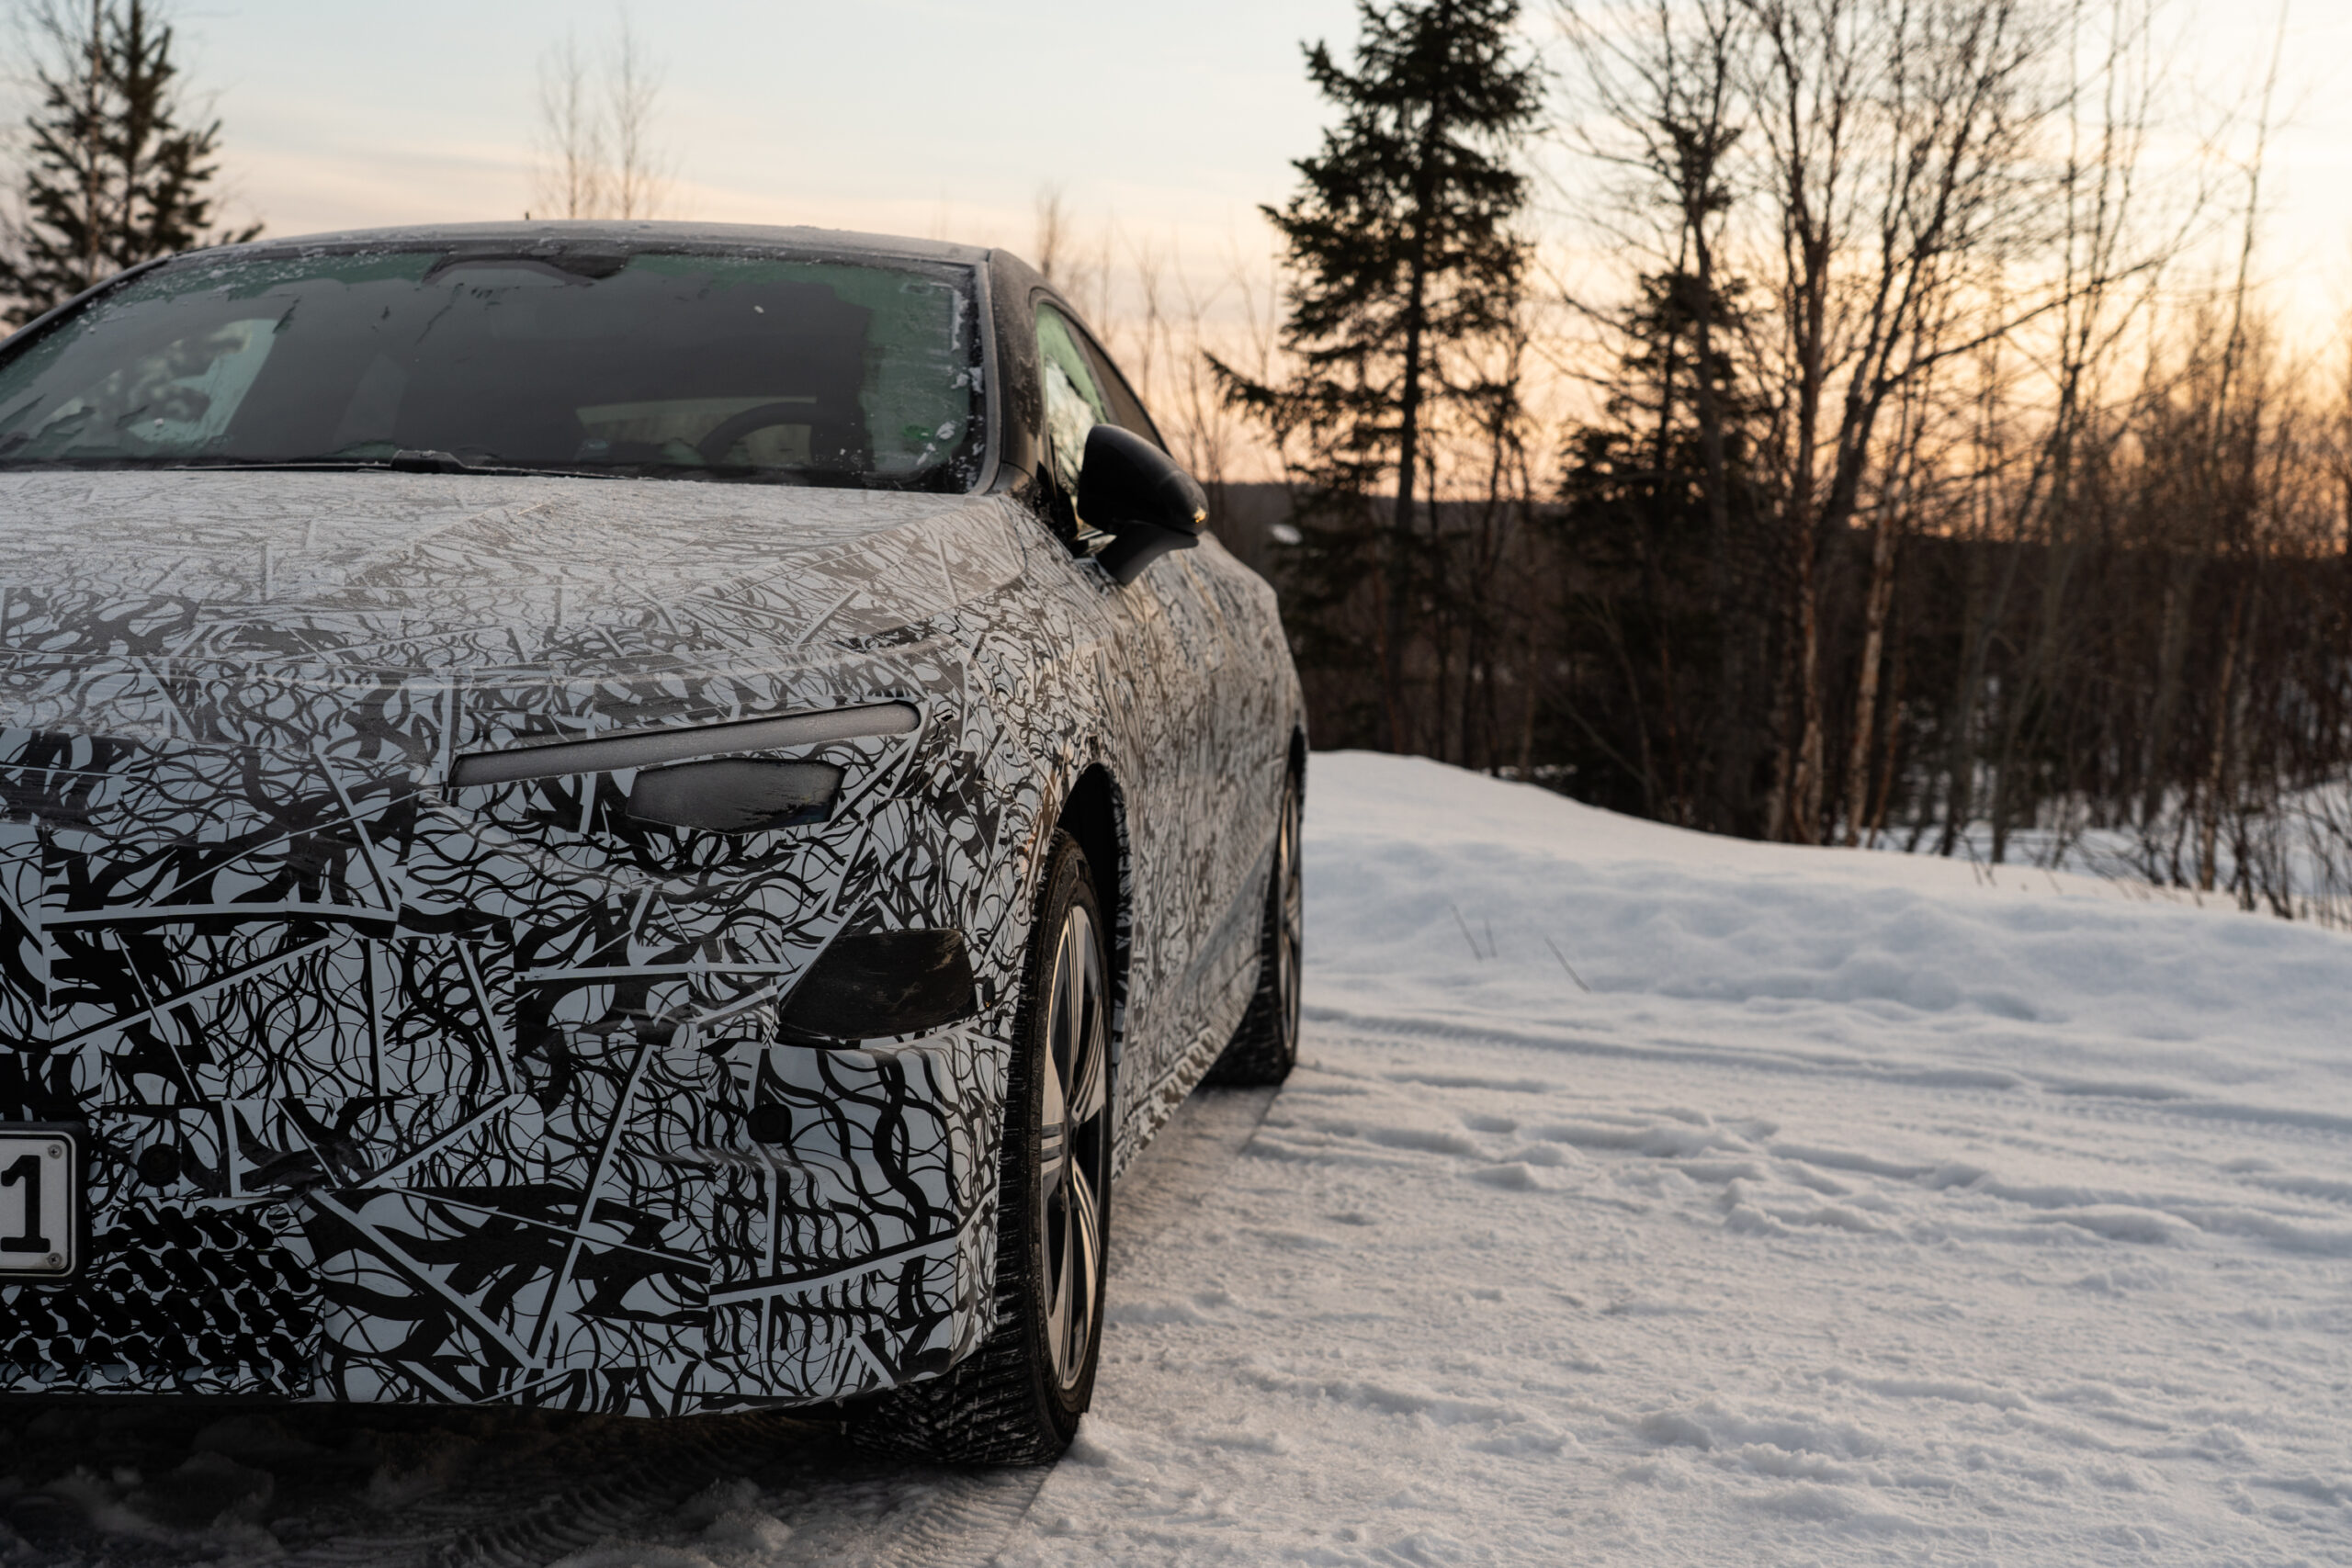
(1054, 762), (1132, 1053)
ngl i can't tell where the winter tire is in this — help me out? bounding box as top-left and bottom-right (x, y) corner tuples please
(1205, 768), (1303, 1087)
(852, 829), (1114, 1464)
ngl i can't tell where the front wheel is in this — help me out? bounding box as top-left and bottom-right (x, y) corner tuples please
(852, 829), (1114, 1464)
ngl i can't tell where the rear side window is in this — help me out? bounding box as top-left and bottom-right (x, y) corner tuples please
(1077, 333), (1165, 452)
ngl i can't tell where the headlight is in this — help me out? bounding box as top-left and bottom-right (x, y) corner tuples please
(449, 701), (918, 786)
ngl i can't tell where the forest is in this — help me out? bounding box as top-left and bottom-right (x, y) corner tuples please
(1087, 0), (2352, 923)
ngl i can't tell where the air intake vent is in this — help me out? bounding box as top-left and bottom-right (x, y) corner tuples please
(1, 1203), (319, 1393)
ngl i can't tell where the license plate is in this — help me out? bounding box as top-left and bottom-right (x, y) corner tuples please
(0, 1126), (80, 1281)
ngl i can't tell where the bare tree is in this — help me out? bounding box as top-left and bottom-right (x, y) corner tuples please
(1544, 0), (2223, 853)
(1031, 183), (1115, 326)
(606, 10), (666, 220)
(529, 12), (667, 221)
(1745, 0), (2072, 840)
(2190, 0), (2286, 892)
(533, 32), (603, 220)
(1555, 0), (1765, 830)
(1033, 184), (1073, 288)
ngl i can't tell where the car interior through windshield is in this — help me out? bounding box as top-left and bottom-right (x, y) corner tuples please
(0, 245), (986, 489)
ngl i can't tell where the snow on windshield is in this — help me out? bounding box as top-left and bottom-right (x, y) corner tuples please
(0, 247), (985, 489)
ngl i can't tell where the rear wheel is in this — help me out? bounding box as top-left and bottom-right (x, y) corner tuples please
(852, 830), (1113, 1464)
(1205, 769), (1302, 1087)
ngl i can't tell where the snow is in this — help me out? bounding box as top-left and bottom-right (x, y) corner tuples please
(993, 752), (2352, 1565)
(4, 749), (2350, 1564)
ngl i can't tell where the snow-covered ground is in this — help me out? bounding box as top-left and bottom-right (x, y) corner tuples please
(5, 750), (2349, 1565)
(999, 752), (2352, 1565)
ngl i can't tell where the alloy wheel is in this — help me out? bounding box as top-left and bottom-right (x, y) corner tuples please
(1036, 901), (1110, 1393)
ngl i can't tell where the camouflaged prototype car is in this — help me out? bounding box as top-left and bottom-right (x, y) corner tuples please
(0, 222), (1305, 1463)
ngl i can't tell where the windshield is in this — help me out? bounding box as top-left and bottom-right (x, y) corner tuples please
(0, 244), (987, 489)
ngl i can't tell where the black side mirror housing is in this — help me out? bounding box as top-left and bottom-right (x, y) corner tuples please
(1078, 423), (1208, 585)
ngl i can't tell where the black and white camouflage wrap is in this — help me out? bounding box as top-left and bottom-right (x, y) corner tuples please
(0, 468), (1298, 1416)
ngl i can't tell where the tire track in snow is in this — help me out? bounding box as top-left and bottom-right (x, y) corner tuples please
(1256, 1048), (2352, 1272)
(1311, 1001), (2352, 1151)
(840, 1470), (1051, 1568)
(398, 1413), (815, 1567)
(1112, 1086), (1283, 1249)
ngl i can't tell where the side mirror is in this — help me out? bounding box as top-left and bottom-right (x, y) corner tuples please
(1078, 424), (1207, 585)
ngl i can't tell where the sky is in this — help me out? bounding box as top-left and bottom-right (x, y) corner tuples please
(164, 0), (1364, 260)
(32, 0), (2352, 330)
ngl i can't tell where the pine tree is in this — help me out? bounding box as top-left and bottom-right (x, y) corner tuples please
(1218, 0), (1540, 752)
(1553, 268), (1776, 833)
(0, 0), (258, 325)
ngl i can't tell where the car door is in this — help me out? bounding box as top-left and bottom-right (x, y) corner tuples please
(1067, 331), (1271, 1036)
(1032, 300), (1226, 1084)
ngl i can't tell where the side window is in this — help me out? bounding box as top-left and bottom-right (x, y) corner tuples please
(1078, 335), (1167, 452)
(1035, 302), (1111, 491)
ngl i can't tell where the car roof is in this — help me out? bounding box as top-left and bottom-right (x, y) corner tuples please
(201, 220), (999, 269)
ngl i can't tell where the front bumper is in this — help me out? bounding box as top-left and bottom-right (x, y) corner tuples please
(1, 1026), (1003, 1417)
(0, 702), (1021, 1416)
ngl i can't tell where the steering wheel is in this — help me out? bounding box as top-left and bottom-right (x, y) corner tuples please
(695, 401), (817, 467)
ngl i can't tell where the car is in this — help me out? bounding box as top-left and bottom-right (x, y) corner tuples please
(0, 221), (1305, 1464)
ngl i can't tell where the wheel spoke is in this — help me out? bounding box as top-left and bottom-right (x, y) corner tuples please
(1059, 1166), (1101, 1380)
(1282, 797), (1303, 937)
(1045, 1188), (1074, 1366)
(1061, 922), (1083, 1092)
(1274, 793), (1303, 1048)
(1062, 916), (1088, 1051)
(1040, 938), (1069, 1145)
(1068, 971), (1109, 1127)
(1058, 921), (1081, 1090)
(1068, 1042), (1108, 1127)
(1066, 1167), (1101, 1295)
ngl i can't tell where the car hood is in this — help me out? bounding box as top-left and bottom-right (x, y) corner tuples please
(0, 470), (1035, 768)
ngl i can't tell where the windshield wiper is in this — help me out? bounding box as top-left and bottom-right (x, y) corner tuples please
(157, 451), (626, 481)
(385, 447), (626, 479)
(388, 447), (476, 473)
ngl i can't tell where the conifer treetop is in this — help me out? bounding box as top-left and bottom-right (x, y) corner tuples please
(0, 0), (259, 325)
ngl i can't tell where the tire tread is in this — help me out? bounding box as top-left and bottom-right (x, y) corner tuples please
(1204, 778), (1300, 1088)
(851, 830), (1105, 1466)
